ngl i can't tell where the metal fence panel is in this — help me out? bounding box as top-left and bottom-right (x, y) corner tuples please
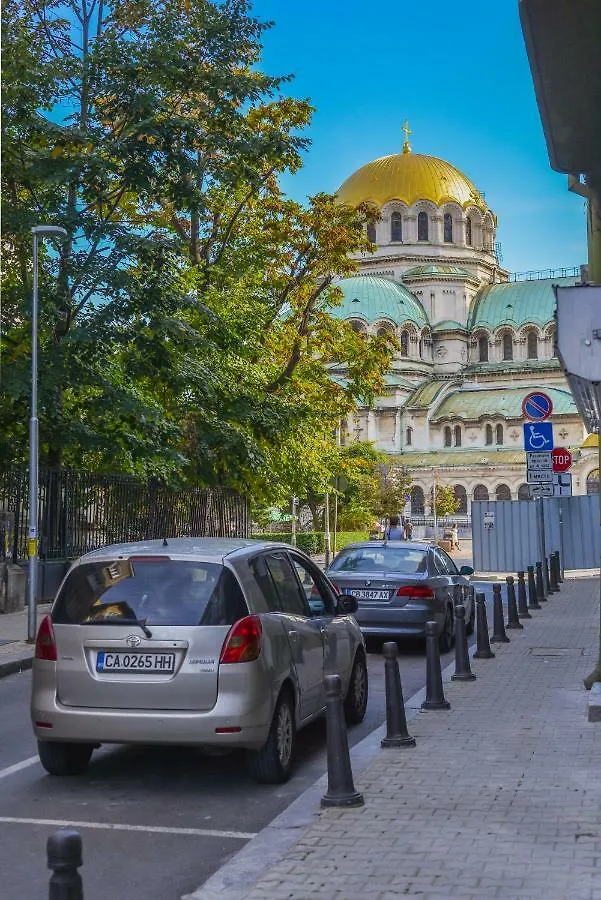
(551, 494), (600, 569)
(472, 500), (539, 572)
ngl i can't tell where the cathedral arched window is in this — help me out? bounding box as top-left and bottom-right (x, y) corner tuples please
(586, 470), (599, 494)
(527, 331), (538, 359)
(417, 211), (429, 241)
(444, 426), (452, 447)
(473, 484), (489, 502)
(367, 222), (376, 243)
(411, 485), (425, 515)
(485, 424), (493, 445)
(503, 333), (513, 361)
(443, 213), (453, 243)
(465, 216), (473, 246)
(350, 319), (366, 333)
(405, 426), (412, 446)
(496, 424), (504, 445)
(454, 485), (468, 514)
(391, 212), (402, 242)
(518, 483), (530, 501)
(454, 425), (462, 447)
(400, 330), (409, 356)
(479, 335), (489, 362)
(496, 484), (511, 501)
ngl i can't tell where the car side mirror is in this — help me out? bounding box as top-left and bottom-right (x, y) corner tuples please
(459, 565), (474, 576)
(337, 593), (358, 615)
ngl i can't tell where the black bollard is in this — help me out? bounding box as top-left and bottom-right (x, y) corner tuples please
(321, 674), (364, 807)
(421, 621), (451, 710)
(535, 561), (547, 602)
(555, 550), (563, 583)
(550, 552), (561, 592)
(47, 829), (84, 900)
(491, 583), (510, 643)
(527, 565), (541, 610)
(544, 556), (553, 594)
(452, 604), (476, 681)
(381, 642), (416, 748)
(505, 576), (523, 629)
(516, 572), (532, 619)
(473, 592), (495, 659)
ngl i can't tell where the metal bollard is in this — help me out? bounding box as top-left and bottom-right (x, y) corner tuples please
(535, 561), (547, 602)
(527, 564), (541, 610)
(321, 674), (364, 808)
(544, 556), (553, 594)
(47, 829), (84, 900)
(555, 549), (563, 583)
(505, 576), (523, 630)
(381, 642), (416, 748)
(516, 572), (532, 619)
(421, 621), (451, 710)
(491, 583), (510, 643)
(550, 552), (561, 592)
(452, 604), (476, 681)
(473, 592), (495, 659)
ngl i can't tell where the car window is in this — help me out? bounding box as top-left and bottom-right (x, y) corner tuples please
(250, 556), (282, 612)
(52, 559), (248, 626)
(264, 554), (310, 617)
(290, 555), (335, 617)
(433, 549), (453, 575)
(437, 547), (459, 575)
(329, 546), (427, 574)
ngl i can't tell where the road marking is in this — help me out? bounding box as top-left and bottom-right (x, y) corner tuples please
(0, 817), (256, 840)
(0, 756), (39, 781)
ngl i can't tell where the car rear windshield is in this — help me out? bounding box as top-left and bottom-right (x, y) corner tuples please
(52, 559), (248, 627)
(330, 547), (427, 574)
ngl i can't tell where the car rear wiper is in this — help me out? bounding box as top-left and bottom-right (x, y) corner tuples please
(84, 618), (153, 639)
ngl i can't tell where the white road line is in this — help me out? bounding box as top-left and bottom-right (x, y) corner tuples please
(0, 756), (39, 781)
(0, 817), (256, 840)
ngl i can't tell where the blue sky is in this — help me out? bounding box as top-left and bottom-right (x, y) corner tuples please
(252, 0), (587, 275)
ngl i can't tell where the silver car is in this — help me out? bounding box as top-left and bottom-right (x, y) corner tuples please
(326, 541), (475, 651)
(31, 538), (367, 783)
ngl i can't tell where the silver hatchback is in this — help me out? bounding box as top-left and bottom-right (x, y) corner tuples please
(31, 538), (367, 783)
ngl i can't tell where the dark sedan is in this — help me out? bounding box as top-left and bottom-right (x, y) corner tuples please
(326, 541), (474, 651)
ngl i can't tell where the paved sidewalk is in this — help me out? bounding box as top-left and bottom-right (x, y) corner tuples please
(189, 578), (601, 900)
(0, 605), (51, 677)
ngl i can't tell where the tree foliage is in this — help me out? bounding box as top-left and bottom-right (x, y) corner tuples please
(433, 484), (460, 517)
(1, 0), (393, 499)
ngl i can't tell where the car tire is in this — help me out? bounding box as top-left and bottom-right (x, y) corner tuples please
(37, 740), (93, 776)
(438, 604), (454, 654)
(466, 593), (476, 636)
(343, 650), (368, 725)
(247, 689), (296, 784)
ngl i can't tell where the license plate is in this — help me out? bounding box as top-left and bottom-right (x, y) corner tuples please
(96, 651), (175, 674)
(350, 589), (391, 600)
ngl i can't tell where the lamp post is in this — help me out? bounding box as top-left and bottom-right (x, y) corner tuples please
(28, 226), (68, 642)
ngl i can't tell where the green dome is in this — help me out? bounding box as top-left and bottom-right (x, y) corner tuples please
(402, 264), (474, 279)
(469, 275), (579, 330)
(330, 275), (429, 328)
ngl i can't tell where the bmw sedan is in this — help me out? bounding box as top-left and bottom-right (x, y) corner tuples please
(326, 541), (475, 651)
(31, 538), (367, 784)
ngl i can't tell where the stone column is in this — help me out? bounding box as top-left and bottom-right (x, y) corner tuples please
(431, 214), (443, 244)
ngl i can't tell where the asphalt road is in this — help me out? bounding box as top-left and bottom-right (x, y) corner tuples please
(0, 631), (467, 900)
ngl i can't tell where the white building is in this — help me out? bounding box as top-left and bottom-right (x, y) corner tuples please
(329, 132), (596, 513)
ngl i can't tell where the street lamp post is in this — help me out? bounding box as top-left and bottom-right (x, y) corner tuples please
(28, 226), (68, 642)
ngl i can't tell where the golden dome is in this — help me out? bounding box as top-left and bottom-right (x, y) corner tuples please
(337, 152), (487, 211)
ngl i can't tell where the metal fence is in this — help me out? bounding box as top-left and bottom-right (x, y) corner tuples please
(0, 467), (249, 562)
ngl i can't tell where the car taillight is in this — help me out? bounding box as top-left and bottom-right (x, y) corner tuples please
(396, 586), (435, 600)
(35, 615), (57, 661)
(219, 615), (262, 664)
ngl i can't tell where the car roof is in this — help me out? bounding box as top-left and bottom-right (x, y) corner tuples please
(336, 540), (431, 551)
(76, 537), (297, 564)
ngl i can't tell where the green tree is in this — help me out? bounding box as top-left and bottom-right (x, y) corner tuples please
(433, 484), (460, 517)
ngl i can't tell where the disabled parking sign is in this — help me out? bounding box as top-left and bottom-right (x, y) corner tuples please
(523, 422), (554, 452)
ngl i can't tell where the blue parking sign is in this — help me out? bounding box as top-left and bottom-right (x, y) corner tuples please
(523, 422), (554, 452)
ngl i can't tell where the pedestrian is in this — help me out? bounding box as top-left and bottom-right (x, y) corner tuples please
(404, 519), (413, 540)
(450, 523), (460, 551)
(384, 515), (404, 540)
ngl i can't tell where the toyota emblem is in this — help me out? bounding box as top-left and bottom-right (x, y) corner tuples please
(125, 634), (142, 647)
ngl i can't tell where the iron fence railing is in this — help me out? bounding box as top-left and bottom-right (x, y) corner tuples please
(0, 467), (249, 562)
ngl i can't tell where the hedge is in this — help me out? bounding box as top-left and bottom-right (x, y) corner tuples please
(252, 531), (369, 556)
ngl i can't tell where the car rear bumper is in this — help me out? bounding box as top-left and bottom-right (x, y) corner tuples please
(355, 607), (444, 639)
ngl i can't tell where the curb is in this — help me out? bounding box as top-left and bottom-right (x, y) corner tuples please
(0, 652), (33, 680)
(182, 645), (480, 900)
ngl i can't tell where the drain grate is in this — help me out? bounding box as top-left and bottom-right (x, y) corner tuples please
(529, 647), (584, 657)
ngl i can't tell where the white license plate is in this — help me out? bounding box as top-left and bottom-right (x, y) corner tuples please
(350, 589), (391, 600)
(96, 651), (175, 674)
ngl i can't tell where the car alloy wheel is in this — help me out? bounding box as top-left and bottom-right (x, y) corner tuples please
(439, 604), (454, 653)
(344, 651), (368, 724)
(276, 698), (294, 769)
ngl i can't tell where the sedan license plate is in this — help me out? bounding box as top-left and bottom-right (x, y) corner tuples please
(96, 651), (175, 674)
(350, 589), (391, 600)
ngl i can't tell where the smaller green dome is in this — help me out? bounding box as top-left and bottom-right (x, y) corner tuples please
(330, 275), (428, 328)
(403, 264), (475, 279)
(432, 320), (466, 332)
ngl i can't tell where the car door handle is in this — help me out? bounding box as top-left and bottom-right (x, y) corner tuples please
(288, 630), (298, 641)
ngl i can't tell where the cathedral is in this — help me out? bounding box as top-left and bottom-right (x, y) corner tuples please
(329, 127), (596, 515)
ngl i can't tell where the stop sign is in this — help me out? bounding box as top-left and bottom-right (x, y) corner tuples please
(551, 447), (572, 472)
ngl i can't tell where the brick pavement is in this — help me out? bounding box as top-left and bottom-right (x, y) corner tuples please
(191, 578), (601, 900)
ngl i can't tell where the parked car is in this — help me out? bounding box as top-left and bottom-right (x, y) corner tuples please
(326, 540), (475, 651)
(31, 538), (367, 784)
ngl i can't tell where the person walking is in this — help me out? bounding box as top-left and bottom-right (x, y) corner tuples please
(450, 523), (460, 551)
(384, 515), (404, 540)
(404, 520), (413, 540)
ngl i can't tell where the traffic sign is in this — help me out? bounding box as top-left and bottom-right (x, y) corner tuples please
(522, 391), (553, 421)
(529, 483), (554, 498)
(526, 451), (552, 471)
(553, 473), (572, 496)
(527, 469), (554, 484)
(551, 447), (572, 473)
(523, 422), (554, 452)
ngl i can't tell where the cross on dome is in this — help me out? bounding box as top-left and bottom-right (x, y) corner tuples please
(402, 120), (411, 155)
